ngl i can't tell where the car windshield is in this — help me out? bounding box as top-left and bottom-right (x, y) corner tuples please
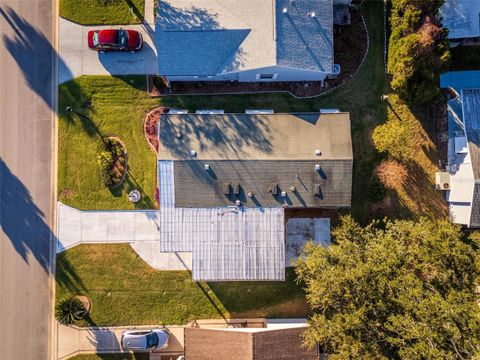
(117, 30), (128, 47)
(92, 32), (99, 46)
(145, 333), (158, 349)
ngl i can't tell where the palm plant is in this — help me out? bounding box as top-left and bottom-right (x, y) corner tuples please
(55, 297), (85, 325)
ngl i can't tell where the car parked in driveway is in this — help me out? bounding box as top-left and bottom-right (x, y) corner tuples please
(121, 329), (169, 352)
(87, 29), (143, 53)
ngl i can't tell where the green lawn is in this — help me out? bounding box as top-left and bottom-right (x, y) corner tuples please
(59, 0), (386, 222)
(68, 354), (148, 360)
(56, 244), (307, 326)
(59, 0), (144, 25)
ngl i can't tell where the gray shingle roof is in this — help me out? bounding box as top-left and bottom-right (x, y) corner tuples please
(440, 0), (480, 39)
(156, 0), (334, 76)
(276, 0), (333, 72)
(173, 160), (352, 208)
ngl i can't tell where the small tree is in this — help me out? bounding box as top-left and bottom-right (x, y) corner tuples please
(55, 296), (85, 325)
(375, 159), (408, 189)
(295, 216), (480, 359)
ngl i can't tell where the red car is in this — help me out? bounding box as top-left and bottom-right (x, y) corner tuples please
(87, 29), (143, 53)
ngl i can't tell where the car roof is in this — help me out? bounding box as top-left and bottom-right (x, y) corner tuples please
(122, 333), (148, 349)
(98, 29), (118, 44)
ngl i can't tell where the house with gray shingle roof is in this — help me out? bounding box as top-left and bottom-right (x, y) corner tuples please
(440, 71), (480, 228)
(156, 112), (353, 281)
(156, 0), (346, 82)
(440, 0), (480, 42)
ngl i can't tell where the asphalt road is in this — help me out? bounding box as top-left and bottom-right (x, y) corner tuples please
(0, 1), (55, 359)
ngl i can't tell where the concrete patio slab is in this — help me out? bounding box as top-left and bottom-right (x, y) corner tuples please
(59, 18), (159, 84)
(285, 218), (331, 266)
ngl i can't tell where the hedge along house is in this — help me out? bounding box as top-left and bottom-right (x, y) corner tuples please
(155, 0), (346, 82)
(157, 112), (353, 281)
(440, 0), (480, 45)
(440, 71), (480, 228)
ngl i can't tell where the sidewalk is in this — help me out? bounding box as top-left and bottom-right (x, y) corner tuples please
(56, 202), (192, 271)
(56, 323), (184, 359)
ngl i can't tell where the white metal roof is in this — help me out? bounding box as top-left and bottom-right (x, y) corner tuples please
(158, 161), (285, 281)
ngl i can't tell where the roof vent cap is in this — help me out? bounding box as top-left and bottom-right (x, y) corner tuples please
(315, 164), (321, 171)
(290, 186), (296, 192)
(176, 132), (182, 139)
(315, 149), (322, 156)
(204, 164), (210, 171)
(190, 150), (197, 157)
(281, 191), (287, 197)
(282, 7), (288, 13)
(235, 200), (242, 206)
(309, 11), (316, 17)
(247, 191), (254, 198)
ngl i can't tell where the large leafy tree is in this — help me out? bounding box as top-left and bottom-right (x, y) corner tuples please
(295, 216), (480, 359)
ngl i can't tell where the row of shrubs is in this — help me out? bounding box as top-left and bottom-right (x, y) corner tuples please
(387, 0), (450, 105)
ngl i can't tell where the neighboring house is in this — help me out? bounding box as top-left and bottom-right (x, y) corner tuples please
(157, 112), (353, 281)
(184, 320), (324, 360)
(440, 71), (480, 227)
(156, 0), (347, 82)
(440, 0), (480, 43)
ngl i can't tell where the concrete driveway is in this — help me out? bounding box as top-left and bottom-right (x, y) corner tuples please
(57, 323), (184, 359)
(59, 18), (159, 83)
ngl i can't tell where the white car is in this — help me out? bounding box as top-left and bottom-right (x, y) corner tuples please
(121, 329), (169, 352)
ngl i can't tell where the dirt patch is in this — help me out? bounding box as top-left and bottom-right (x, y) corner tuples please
(144, 106), (170, 153)
(149, 8), (368, 98)
(231, 298), (310, 319)
(59, 188), (76, 199)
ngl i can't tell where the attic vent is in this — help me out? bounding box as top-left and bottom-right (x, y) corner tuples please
(315, 149), (322, 156)
(233, 184), (240, 195)
(204, 164), (210, 171)
(190, 150), (197, 157)
(315, 164), (321, 171)
(270, 184), (279, 196)
(223, 183), (231, 196)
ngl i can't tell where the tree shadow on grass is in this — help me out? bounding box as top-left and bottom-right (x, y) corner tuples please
(206, 268), (308, 318)
(56, 250), (87, 295)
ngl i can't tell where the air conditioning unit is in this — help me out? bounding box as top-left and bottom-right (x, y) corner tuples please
(435, 171), (451, 190)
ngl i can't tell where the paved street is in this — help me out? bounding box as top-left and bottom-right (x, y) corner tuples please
(0, 1), (55, 359)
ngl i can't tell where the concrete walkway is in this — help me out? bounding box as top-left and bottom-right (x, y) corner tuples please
(56, 202), (192, 270)
(59, 18), (159, 83)
(56, 323), (184, 359)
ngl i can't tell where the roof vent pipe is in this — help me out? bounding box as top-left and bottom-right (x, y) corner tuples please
(309, 11), (316, 17)
(190, 150), (197, 157)
(315, 149), (322, 156)
(204, 164), (210, 171)
(247, 192), (254, 198)
(282, 7), (288, 13)
(315, 164), (321, 171)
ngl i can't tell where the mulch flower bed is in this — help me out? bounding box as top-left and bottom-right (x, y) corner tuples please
(148, 7), (368, 98)
(144, 106), (170, 153)
(98, 137), (128, 188)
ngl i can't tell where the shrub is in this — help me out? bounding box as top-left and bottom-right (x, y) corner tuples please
(55, 296), (85, 325)
(372, 118), (415, 160)
(387, 0), (450, 105)
(370, 175), (387, 202)
(375, 159), (408, 189)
